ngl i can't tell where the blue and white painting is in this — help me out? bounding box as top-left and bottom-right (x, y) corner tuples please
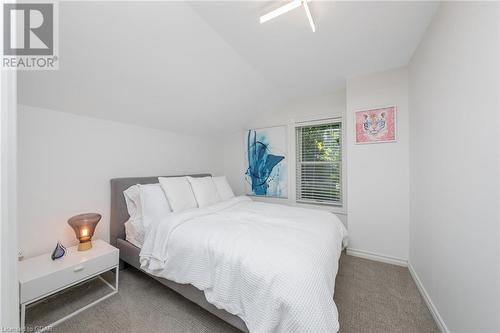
(245, 126), (287, 198)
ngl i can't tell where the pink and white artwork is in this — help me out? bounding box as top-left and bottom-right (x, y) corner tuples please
(355, 106), (396, 144)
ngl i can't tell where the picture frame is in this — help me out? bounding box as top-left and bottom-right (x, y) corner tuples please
(244, 126), (288, 198)
(355, 106), (397, 144)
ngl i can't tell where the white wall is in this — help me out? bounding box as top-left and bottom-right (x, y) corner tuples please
(1, 71), (19, 329)
(222, 90), (347, 226)
(345, 67), (410, 263)
(18, 105), (223, 258)
(409, 2), (499, 332)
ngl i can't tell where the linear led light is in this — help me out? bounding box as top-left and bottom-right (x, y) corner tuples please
(302, 0), (316, 32)
(259, 0), (302, 24)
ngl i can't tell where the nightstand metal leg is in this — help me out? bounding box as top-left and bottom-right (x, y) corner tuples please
(97, 265), (119, 291)
(115, 265), (119, 290)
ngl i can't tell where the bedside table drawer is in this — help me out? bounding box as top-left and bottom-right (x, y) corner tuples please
(20, 249), (118, 303)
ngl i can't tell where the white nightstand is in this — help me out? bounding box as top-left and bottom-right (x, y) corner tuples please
(18, 239), (119, 332)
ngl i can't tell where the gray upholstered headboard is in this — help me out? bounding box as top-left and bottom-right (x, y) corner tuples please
(109, 174), (211, 247)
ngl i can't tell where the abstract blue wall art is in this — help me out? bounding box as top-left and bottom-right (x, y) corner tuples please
(245, 126), (288, 198)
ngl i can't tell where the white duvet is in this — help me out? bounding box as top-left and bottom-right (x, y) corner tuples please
(139, 196), (348, 333)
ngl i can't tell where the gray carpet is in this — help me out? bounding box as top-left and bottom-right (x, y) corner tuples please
(25, 254), (439, 333)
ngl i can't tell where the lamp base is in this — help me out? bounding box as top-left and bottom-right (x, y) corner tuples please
(78, 241), (92, 251)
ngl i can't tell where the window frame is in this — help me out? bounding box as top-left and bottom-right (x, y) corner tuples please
(293, 117), (344, 208)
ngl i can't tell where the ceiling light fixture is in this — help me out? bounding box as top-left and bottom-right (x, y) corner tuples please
(259, 0), (316, 32)
(302, 0), (315, 32)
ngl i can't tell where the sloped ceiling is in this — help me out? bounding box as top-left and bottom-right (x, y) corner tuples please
(18, 1), (438, 136)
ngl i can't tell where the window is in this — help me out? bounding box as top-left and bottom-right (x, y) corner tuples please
(296, 120), (342, 205)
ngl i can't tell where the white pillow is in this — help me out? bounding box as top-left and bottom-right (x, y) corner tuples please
(158, 176), (198, 213)
(187, 176), (221, 208)
(123, 183), (171, 244)
(139, 183), (171, 231)
(213, 176), (235, 201)
(123, 185), (144, 241)
(123, 185), (141, 220)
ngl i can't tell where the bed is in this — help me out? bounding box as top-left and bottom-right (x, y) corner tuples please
(110, 174), (347, 333)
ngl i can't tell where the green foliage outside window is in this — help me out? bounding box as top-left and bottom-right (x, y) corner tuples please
(297, 122), (342, 204)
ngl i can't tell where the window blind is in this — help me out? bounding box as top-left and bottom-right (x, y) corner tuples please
(296, 121), (342, 205)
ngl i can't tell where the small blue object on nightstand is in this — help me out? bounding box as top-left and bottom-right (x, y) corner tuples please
(51, 242), (66, 260)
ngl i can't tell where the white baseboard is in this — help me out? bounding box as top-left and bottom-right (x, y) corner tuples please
(408, 263), (449, 333)
(346, 248), (408, 267)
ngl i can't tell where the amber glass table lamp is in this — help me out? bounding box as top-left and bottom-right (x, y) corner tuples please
(67, 213), (101, 251)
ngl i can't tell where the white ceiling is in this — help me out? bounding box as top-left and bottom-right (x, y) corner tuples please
(189, 1), (438, 99)
(18, 1), (438, 137)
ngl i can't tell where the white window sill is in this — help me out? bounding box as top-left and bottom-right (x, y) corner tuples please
(294, 201), (346, 215)
(247, 195), (346, 215)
